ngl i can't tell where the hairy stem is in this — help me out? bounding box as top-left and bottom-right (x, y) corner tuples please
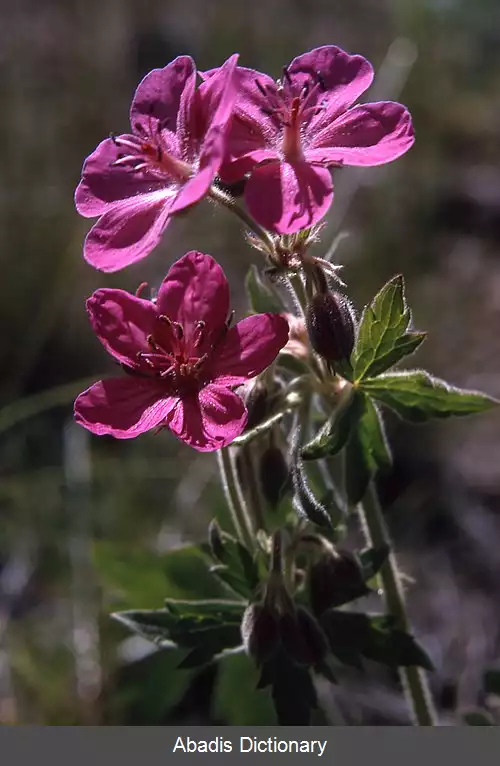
(359, 482), (438, 726)
(217, 447), (254, 551)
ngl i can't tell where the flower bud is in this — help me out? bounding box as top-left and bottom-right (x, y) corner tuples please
(244, 380), (270, 430)
(309, 549), (370, 616)
(241, 603), (279, 665)
(279, 607), (328, 666)
(259, 445), (292, 509)
(305, 291), (355, 364)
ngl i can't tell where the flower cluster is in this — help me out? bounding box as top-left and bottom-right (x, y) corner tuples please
(74, 45), (414, 451)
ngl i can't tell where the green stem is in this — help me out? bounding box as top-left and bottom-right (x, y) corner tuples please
(238, 445), (265, 533)
(209, 185), (276, 253)
(359, 482), (438, 726)
(217, 447), (254, 551)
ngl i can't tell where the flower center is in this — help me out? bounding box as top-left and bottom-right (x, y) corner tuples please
(127, 313), (228, 396)
(256, 69), (326, 162)
(110, 124), (193, 183)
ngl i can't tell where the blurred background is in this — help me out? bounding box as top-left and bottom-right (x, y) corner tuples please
(1, 0), (500, 725)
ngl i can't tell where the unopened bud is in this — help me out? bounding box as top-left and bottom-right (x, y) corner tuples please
(305, 291), (355, 364)
(309, 549), (370, 616)
(259, 446), (292, 509)
(279, 607), (328, 666)
(244, 381), (270, 431)
(241, 603), (279, 665)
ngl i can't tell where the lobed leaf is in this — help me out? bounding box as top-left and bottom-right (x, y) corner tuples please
(353, 275), (425, 381)
(320, 610), (434, 671)
(112, 599), (245, 669)
(361, 371), (499, 422)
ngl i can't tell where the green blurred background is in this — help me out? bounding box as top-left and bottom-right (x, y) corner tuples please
(2, 0), (500, 725)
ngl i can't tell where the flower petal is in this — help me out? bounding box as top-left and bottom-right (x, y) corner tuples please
(75, 137), (167, 218)
(86, 288), (158, 365)
(156, 251), (229, 334)
(308, 102), (414, 166)
(206, 65), (280, 176)
(83, 191), (173, 272)
(74, 377), (177, 438)
(211, 313), (289, 385)
(169, 54), (239, 214)
(245, 160), (333, 234)
(130, 56), (195, 134)
(287, 45), (374, 129)
(166, 385), (247, 451)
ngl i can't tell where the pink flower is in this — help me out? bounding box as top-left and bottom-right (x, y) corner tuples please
(74, 251), (289, 451)
(212, 45), (414, 234)
(75, 55), (238, 272)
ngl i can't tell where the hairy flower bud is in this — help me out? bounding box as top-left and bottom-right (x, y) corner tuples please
(243, 378), (285, 432)
(305, 291), (355, 364)
(309, 549), (370, 616)
(241, 603), (279, 665)
(279, 607), (328, 666)
(259, 445), (292, 509)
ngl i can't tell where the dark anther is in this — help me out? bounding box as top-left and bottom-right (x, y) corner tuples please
(193, 353), (208, 370)
(110, 132), (118, 145)
(134, 122), (146, 135)
(256, 79), (268, 96)
(261, 107), (276, 117)
(226, 310), (235, 329)
(147, 334), (159, 351)
(282, 66), (292, 85)
(315, 71), (326, 91)
(172, 322), (184, 339)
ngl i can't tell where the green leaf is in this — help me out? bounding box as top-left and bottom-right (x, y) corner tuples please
(361, 371), (499, 423)
(301, 393), (357, 461)
(245, 264), (282, 314)
(463, 711), (495, 726)
(364, 333), (427, 379)
(258, 648), (318, 725)
(345, 392), (392, 505)
(207, 529), (260, 600)
(163, 599), (246, 619)
(484, 669), (500, 697)
(112, 599), (245, 668)
(353, 275), (425, 381)
(359, 544), (390, 581)
(320, 611), (434, 671)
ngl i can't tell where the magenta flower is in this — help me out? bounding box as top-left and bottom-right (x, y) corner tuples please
(74, 251), (289, 451)
(212, 45), (414, 234)
(75, 55), (238, 272)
